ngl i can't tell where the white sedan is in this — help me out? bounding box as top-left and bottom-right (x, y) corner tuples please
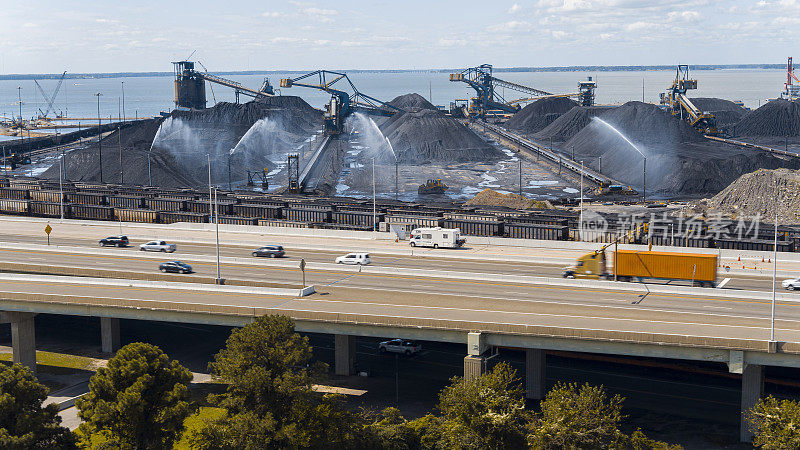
(139, 240), (177, 253)
(782, 277), (800, 291)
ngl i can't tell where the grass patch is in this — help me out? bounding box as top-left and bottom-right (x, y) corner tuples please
(174, 407), (226, 449)
(0, 350), (98, 375)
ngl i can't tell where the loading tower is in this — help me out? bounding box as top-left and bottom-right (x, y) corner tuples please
(172, 60), (276, 110)
(660, 65), (717, 135)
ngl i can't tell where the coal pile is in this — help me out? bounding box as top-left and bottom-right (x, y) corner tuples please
(735, 99), (800, 137)
(707, 168), (800, 224)
(533, 106), (614, 142)
(387, 93), (437, 111)
(563, 101), (800, 195)
(504, 97), (578, 134)
(40, 118), (198, 188)
(42, 96), (323, 188)
(380, 107), (499, 164)
(690, 97), (748, 129)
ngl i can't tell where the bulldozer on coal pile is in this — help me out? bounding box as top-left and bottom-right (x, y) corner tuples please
(595, 184), (637, 196)
(418, 179), (448, 195)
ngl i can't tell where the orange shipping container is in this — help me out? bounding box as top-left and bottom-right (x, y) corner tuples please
(614, 250), (717, 283)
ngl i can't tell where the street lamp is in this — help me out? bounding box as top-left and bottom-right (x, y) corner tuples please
(95, 93), (103, 183)
(214, 187), (221, 284)
(643, 156), (647, 203)
(207, 154), (213, 222)
(372, 157), (376, 232)
(579, 161), (584, 242)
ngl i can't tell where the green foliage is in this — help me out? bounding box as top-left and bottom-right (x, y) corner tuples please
(428, 362), (530, 449)
(747, 395), (800, 449)
(75, 342), (192, 450)
(0, 363), (75, 449)
(190, 315), (362, 449)
(528, 382), (680, 450)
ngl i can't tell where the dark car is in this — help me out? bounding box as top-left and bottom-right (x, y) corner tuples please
(158, 261), (193, 274)
(99, 235), (129, 247)
(252, 245), (285, 258)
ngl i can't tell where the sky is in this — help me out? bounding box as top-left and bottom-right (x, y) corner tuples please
(1, 0), (799, 74)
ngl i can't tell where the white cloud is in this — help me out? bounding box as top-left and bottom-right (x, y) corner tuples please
(667, 10), (700, 21)
(508, 3), (523, 13)
(488, 20), (533, 32)
(261, 11), (282, 18)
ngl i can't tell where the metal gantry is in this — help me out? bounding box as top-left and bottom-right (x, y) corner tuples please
(280, 70), (401, 134)
(449, 64), (595, 118)
(659, 65), (717, 135)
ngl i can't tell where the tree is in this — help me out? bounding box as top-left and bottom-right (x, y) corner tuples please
(189, 314), (362, 449)
(528, 382), (679, 450)
(0, 363), (75, 449)
(416, 363), (531, 449)
(747, 395), (800, 449)
(76, 342), (192, 449)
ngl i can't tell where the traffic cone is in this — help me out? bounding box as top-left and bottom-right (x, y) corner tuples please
(738, 256), (741, 261)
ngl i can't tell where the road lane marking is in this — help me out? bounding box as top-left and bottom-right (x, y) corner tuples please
(717, 278), (731, 289)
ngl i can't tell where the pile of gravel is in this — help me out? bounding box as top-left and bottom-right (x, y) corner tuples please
(465, 188), (552, 209)
(504, 97), (578, 134)
(734, 99), (800, 137)
(380, 107), (499, 164)
(707, 168), (800, 224)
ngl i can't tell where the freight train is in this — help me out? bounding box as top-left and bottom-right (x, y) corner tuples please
(0, 177), (796, 253)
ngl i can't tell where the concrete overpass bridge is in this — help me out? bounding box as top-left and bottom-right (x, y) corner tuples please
(1, 216), (799, 441)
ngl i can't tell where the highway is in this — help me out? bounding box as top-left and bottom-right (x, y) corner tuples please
(0, 228), (787, 293)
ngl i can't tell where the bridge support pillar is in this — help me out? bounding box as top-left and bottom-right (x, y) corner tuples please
(334, 334), (355, 376)
(101, 318), (120, 354)
(740, 364), (763, 443)
(464, 332), (489, 381)
(6, 312), (36, 375)
(525, 349), (546, 400)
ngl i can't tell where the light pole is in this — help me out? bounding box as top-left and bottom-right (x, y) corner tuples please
(95, 93), (103, 183)
(207, 154), (213, 222)
(642, 156), (647, 203)
(214, 187), (221, 284)
(121, 81), (125, 124)
(118, 126), (123, 184)
(579, 161), (584, 242)
(372, 157), (376, 232)
(771, 210), (778, 343)
(59, 156), (64, 220)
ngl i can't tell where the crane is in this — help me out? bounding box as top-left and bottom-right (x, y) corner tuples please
(33, 71), (66, 119)
(449, 64), (596, 118)
(659, 65), (717, 135)
(280, 70), (401, 135)
(783, 57), (800, 101)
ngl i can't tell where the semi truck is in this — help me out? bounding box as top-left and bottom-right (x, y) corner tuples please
(562, 244), (717, 287)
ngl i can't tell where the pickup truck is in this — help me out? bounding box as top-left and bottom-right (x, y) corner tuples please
(139, 240), (177, 253)
(378, 339), (421, 355)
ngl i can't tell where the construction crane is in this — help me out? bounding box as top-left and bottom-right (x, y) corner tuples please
(33, 71), (66, 119)
(659, 65), (717, 135)
(783, 57), (800, 101)
(280, 70), (401, 135)
(172, 61), (275, 110)
(449, 64), (596, 118)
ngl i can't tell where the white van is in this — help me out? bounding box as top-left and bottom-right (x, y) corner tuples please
(335, 253), (371, 265)
(409, 227), (465, 249)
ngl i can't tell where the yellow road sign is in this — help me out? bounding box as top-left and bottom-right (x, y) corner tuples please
(44, 224), (52, 235)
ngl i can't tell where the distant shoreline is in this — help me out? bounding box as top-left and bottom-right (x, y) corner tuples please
(0, 64), (785, 80)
